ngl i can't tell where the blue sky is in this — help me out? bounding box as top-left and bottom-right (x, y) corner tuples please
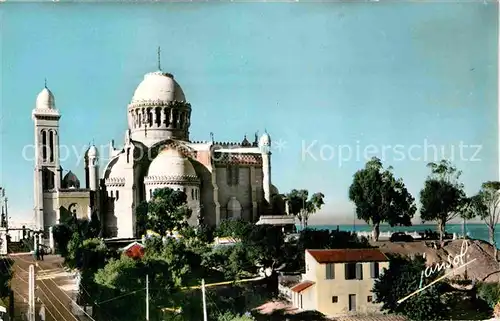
(0, 2), (497, 224)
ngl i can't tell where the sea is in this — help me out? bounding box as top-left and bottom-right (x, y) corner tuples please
(305, 223), (496, 244)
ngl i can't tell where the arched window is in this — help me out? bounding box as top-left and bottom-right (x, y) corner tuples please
(191, 189), (194, 200)
(41, 130), (47, 162)
(116, 190), (120, 200)
(227, 197), (242, 220)
(110, 191), (114, 198)
(49, 130), (54, 162)
(147, 108), (153, 127)
(155, 107), (161, 127)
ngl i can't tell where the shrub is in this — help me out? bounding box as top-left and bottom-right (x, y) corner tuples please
(477, 282), (500, 308)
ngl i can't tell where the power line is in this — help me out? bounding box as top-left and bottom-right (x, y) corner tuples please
(10, 259), (66, 321)
(14, 247), (96, 321)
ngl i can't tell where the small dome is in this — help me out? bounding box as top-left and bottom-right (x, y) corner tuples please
(147, 147), (197, 178)
(241, 135), (251, 147)
(258, 131), (271, 153)
(270, 184), (279, 196)
(36, 87), (55, 110)
(131, 71), (185, 104)
(62, 171), (80, 189)
(105, 153), (127, 179)
(87, 145), (98, 157)
(259, 131), (271, 146)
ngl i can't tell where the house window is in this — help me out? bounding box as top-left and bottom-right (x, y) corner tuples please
(370, 262), (380, 279)
(345, 263), (363, 280)
(110, 191), (114, 198)
(345, 263), (356, 280)
(191, 189), (194, 200)
(356, 263), (363, 280)
(116, 190), (119, 200)
(332, 296), (338, 303)
(149, 189), (153, 198)
(326, 263), (335, 279)
(367, 296), (373, 303)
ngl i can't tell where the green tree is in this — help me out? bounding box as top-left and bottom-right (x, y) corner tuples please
(465, 182), (500, 260)
(94, 256), (149, 321)
(243, 225), (285, 272)
(94, 254), (181, 321)
(141, 188), (192, 236)
(420, 160), (465, 242)
(349, 157), (416, 241)
(145, 238), (201, 287)
(88, 210), (101, 238)
(76, 238), (113, 313)
(0, 258), (13, 299)
(373, 255), (447, 321)
(215, 219), (252, 239)
(52, 223), (73, 257)
(135, 200), (149, 237)
(52, 212), (101, 259)
(477, 282), (500, 308)
(240, 224), (286, 293)
(459, 194), (482, 238)
(285, 189), (325, 228)
(226, 244), (256, 279)
(65, 231), (83, 268)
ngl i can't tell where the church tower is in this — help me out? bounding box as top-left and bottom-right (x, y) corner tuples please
(32, 83), (61, 232)
(87, 145), (99, 191)
(259, 131), (272, 204)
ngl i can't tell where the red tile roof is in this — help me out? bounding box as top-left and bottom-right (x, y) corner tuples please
(124, 243), (145, 260)
(290, 280), (315, 293)
(306, 249), (388, 264)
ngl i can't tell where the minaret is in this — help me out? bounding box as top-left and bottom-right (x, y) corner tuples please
(87, 144), (99, 191)
(32, 81), (61, 232)
(259, 131), (272, 204)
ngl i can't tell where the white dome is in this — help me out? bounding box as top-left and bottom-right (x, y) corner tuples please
(131, 71), (185, 104)
(106, 153), (127, 179)
(259, 132), (271, 147)
(88, 145), (98, 157)
(36, 87), (55, 110)
(147, 148), (197, 179)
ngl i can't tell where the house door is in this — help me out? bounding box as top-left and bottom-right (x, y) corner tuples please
(348, 294), (356, 312)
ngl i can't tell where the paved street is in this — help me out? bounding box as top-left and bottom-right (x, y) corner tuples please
(9, 254), (83, 321)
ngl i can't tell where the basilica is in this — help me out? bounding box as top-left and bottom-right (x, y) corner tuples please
(32, 62), (286, 244)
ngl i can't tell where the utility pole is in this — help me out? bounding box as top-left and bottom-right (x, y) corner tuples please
(28, 264), (35, 321)
(145, 274), (149, 321)
(202, 279), (207, 321)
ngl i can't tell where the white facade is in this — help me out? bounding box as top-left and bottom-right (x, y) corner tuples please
(33, 64), (286, 240)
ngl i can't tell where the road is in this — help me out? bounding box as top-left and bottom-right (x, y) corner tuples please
(9, 254), (84, 321)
